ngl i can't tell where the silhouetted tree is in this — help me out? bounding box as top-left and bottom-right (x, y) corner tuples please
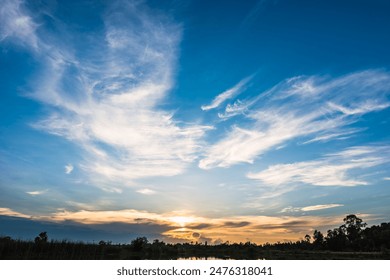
(325, 227), (347, 251)
(34, 232), (48, 244)
(312, 230), (324, 249)
(342, 214), (366, 245)
(131, 237), (148, 252)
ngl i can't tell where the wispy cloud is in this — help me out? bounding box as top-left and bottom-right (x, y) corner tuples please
(26, 190), (47, 196)
(248, 145), (390, 187)
(241, 0), (275, 29)
(301, 204), (343, 211)
(5, 1), (210, 189)
(201, 75), (253, 111)
(281, 204), (343, 213)
(200, 70), (390, 169)
(0, 0), (38, 49)
(65, 164), (74, 174)
(136, 188), (157, 195)
(218, 99), (252, 119)
(0, 207), (31, 218)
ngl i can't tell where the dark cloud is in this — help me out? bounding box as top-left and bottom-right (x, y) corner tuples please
(0, 215), (173, 243)
(223, 221), (251, 228)
(254, 220), (311, 231)
(186, 223), (213, 230)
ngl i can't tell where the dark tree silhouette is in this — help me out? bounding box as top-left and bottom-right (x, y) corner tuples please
(312, 230), (324, 249)
(326, 227), (347, 251)
(342, 214), (366, 243)
(131, 237), (148, 252)
(34, 232), (48, 244)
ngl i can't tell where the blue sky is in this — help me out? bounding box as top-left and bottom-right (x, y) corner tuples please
(1, 0), (390, 244)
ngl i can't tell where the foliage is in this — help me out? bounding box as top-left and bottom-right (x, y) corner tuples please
(1, 215), (390, 260)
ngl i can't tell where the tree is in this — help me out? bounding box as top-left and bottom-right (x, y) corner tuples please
(312, 230), (324, 248)
(343, 214), (367, 245)
(325, 227), (347, 251)
(34, 232), (48, 244)
(131, 237), (148, 252)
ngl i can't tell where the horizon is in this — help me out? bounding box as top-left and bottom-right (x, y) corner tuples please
(1, 0), (390, 245)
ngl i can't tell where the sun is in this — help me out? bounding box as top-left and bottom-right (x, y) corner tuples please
(168, 216), (195, 228)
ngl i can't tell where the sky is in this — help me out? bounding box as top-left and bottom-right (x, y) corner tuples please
(1, 0), (390, 245)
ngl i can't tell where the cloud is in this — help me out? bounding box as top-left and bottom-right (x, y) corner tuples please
(241, 0), (274, 29)
(201, 75), (253, 111)
(26, 190), (47, 196)
(136, 188), (156, 195)
(218, 99), (252, 119)
(281, 204), (343, 213)
(301, 204), (344, 211)
(0, 207), (31, 218)
(384, 177), (390, 181)
(65, 164), (74, 174)
(301, 128), (364, 144)
(0, 206), (379, 244)
(200, 70), (390, 169)
(7, 1), (210, 189)
(0, 0), (38, 49)
(248, 145), (390, 187)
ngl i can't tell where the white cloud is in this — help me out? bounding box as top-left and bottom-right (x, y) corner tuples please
(200, 70), (390, 169)
(201, 75), (253, 111)
(65, 164), (74, 174)
(0, 207), (31, 218)
(26, 190), (47, 196)
(13, 1), (211, 188)
(281, 204), (343, 213)
(218, 99), (252, 119)
(327, 101), (390, 116)
(136, 188), (157, 195)
(0, 0), (38, 49)
(384, 177), (390, 181)
(302, 128), (364, 144)
(247, 145), (390, 187)
(280, 206), (301, 213)
(301, 204), (343, 211)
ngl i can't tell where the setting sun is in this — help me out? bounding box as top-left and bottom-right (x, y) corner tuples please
(168, 216), (195, 228)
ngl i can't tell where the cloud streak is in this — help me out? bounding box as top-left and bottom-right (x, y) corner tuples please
(0, 207), (31, 218)
(200, 70), (390, 169)
(65, 164), (74, 174)
(0, 0), (38, 49)
(136, 188), (157, 195)
(248, 145), (390, 187)
(26, 190), (47, 196)
(6, 1), (211, 189)
(281, 204), (344, 213)
(201, 75), (253, 111)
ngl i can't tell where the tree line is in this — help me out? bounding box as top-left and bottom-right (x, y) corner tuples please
(262, 214), (390, 252)
(1, 214), (389, 259)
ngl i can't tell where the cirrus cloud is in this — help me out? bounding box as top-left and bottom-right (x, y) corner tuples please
(247, 145), (390, 187)
(200, 70), (390, 169)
